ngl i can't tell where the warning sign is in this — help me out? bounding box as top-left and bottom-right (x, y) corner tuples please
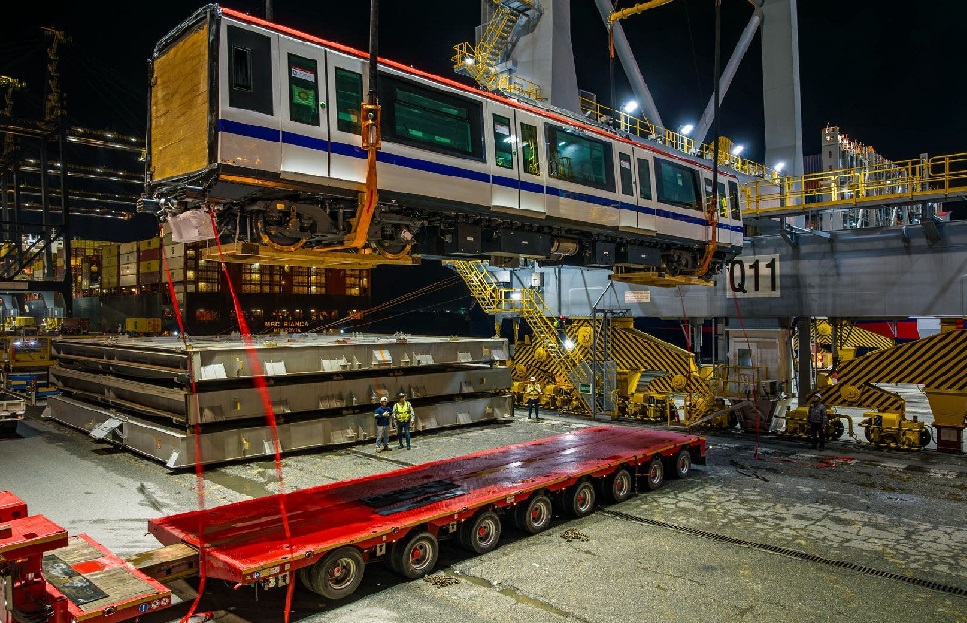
(623, 290), (650, 303)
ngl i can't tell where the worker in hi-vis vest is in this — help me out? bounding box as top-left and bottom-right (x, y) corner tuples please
(393, 391), (415, 449)
(525, 376), (542, 420)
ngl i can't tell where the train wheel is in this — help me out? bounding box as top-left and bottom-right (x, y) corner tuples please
(669, 449), (692, 479)
(601, 467), (633, 503)
(459, 511), (502, 554)
(390, 532), (438, 579)
(563, 480), (596, 518)
(307, 546), (365, 600)
(644, 457), (665, 491)
(514, 494), (553, 534)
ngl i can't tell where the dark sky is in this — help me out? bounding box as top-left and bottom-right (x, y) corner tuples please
(3, 0), (964, 165)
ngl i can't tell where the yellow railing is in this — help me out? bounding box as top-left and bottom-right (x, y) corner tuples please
(741, 151), (967, 216)
(579, 95), (775, 178)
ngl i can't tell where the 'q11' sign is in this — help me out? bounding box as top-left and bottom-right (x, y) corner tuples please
(727, 254), (780, 298)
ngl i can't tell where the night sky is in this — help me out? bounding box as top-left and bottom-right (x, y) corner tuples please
(3, 0), (964, 164)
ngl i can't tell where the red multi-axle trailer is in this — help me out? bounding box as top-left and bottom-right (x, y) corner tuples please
(2, 426), (705, 620)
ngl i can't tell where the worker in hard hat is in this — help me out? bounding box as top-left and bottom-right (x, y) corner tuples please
(807, 393), (829, 450)
(524, 376), (542, 420)
(393, 391), (415, 450)
(374, 396), (391, 452)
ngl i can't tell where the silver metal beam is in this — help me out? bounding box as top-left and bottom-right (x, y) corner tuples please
(536, 220), (967, 320)
(693, 10), (763, 143)
(592, 0), (664, 128)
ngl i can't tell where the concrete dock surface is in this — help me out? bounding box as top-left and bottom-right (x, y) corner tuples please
(2, 384), (965, 623)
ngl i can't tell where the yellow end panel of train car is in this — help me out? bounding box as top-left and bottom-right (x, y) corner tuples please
(150, 23), (210, 182)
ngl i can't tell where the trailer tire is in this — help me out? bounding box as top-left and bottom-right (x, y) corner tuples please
(513, 493), (553, 534)
(459, 511), (502, 554)
(669, 449), (692, 479)
(562, 480), (596, 518)
(601, 467), (633, 503)
(390, 531), (439, 579)
(306, 546), (364, 600)
(643, 457), (665, 491)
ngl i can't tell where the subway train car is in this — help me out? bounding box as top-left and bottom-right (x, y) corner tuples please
(142, 4), (744, 276)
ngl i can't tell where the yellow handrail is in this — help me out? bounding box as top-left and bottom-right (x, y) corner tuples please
(741, 151), (967, 216)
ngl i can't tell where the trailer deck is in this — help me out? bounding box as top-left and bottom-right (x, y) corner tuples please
(0, 492), (172, 623)
(149, 425), (705, 587)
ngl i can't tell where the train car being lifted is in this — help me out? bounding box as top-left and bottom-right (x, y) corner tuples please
(148, 425), (705, 601)
(140, 4), (743, 278)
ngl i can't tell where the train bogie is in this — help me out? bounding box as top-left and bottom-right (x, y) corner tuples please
(144, 5), (744, 275)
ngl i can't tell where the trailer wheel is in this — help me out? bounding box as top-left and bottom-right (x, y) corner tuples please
(643, 457), (665, 491)
(307, 546), (365, 600)
(669, 449), (692, 479)
(459, 511), (502, 554)
(831, 419), (845, 440)
(297, 565), (314, 592)
(601, 467), (633, 503)
(562, 480), (596, 518)
(513, 493), (553, 534)
(390, 531), (439, 579)
(919, 427), (933, 447)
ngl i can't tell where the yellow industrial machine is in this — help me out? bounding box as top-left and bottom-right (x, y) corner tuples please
(785, 326), (967, 451)
(778, 402), (852, 444)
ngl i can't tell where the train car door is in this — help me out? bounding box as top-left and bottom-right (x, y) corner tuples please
(488, 104), (519, 211)
(514, 109), (546, 215)
(279, 36), (329, 180)
(325, 52), (368, 184)
(703, 173), (733, 248)
(632, 150), (657, 232)
(615, 146), (637, 229)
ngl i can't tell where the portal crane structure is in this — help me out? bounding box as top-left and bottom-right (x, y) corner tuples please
(444, 259), (592, 415)
(445, 260), (731, 425)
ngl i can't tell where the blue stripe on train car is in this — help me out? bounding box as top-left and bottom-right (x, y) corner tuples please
(219, 122), (744, 234)
(282, 131), (329, 151)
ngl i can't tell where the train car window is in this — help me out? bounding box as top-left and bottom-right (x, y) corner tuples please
(287, 54), (319, 127)
(545, 125), (615, 192)
(378, 75), (483, 159)
(520, 123), (540, 175)
(636, 158), (653, 200)
(728, 180), (741, 219)
(227, 26), (274, 115)
(335, 68), (362, 134)
(493, 114), (514, 169)
(618, 153), (634, 196)
(717, 181), (729, 218)
(654, 158), (701, 209)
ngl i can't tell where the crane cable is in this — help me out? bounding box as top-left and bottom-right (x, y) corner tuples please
(159, 226), (212, 623)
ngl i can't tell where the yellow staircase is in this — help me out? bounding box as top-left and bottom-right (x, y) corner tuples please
(446, 260), (591, 415)
(452, 0), (544, 100)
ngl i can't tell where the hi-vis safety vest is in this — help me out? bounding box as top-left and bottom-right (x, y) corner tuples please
(394, 401), (413, 422)
(526, 383), (541, 397)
